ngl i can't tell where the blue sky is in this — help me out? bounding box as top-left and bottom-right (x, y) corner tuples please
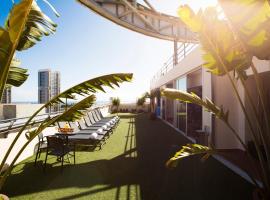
(1, 0), (216, 103)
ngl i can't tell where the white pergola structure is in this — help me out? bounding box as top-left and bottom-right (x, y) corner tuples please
(78, 0), (198, 65)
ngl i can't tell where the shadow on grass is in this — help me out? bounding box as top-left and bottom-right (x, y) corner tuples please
(3, 114), (253, 200)
(4, 150), (139, 198)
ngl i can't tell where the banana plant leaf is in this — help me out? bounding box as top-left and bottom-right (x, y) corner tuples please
(178, 5), (252, 76)
(6, 0), (58, 51)
(18, 73), (132, 124)
(166, 144), (215, 168)
(6, 59), (29, 87)
(54, 73), (133, 102)
(54, 95), (96, 122)
(0, 0), (58, 102)
(0, 73), (133, 190)
(26, 95), (96, 140)
(219, 0), (270, 60)
(162, 88), (229, 122)
(26, 73), (133, 135)
(0, 28), (13, 96)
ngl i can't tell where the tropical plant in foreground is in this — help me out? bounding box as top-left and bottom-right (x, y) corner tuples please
(8, 58), (28, 85)
(0, 73), (133, 190)
(0, 0), (59, 100)
(162, 1), (270, 199)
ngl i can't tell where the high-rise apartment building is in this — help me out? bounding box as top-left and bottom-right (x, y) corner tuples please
(38, 69), (61, 112)
(1, 88), (11, 104)
(38, 69), (51, 104)
(51, 71), (61, 99)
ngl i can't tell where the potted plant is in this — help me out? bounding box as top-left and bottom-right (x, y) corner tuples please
(136, 96), (146, 113)
(110, 97), (120, 114)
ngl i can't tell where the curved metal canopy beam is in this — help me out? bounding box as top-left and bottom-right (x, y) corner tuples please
(78, 0), (198, 43)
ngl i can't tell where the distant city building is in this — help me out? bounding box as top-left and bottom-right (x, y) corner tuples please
(51, 71), (61, 99)
(38, 69), (50, 104)
(1, 88), (11, 104)
(38, 69), (61, 112)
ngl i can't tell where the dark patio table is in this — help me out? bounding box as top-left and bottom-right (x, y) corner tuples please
(54, 132), (76, 162)
(55, 132), (76, 144)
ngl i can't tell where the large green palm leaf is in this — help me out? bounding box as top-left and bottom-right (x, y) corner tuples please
(27, 73), (132, 139)
(162, 89), (262, 188)
(162, 88), (229, 122)
(7, 95), (96, 190)
(178, 5), (252, 76)
(0, 73), (132, 189)
(0, 0), (58, 102)
(166, 144), (215, 168)
(219, 0), (270, 60)
(6, 58), (29, 88)
(0, 28), (13, 98)
(27, 95), (96, 140)
(6, 0), (58, 50)
(51, 73), (133, 104)
(27, 73), (132, 118)
(54, 95), (96, 122)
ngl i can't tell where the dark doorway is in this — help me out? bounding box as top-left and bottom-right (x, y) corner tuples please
(186, 69), (203, 138)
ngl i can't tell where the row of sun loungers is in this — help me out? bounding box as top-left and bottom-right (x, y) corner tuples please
(36, 109), (119, 171)
(57, 109), (120, 149)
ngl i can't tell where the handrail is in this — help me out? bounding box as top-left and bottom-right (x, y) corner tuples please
(0, 111), (62, 124)
(151, 42), (198, 84)
(0, 104), (110, 137)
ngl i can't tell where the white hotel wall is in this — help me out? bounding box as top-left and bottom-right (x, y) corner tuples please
(150, 45), (270, 150)
(151, 46), (213, 145)
(212, 75), (245, 149)
(213, 57), (270, 150)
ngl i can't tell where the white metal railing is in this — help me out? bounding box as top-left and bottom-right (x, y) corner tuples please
(0, 104), (110, 138)
(151, 42), (198, 85)
(0, 111), (63, 138)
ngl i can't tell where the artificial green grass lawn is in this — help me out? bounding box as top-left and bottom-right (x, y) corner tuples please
(3, 113), (253, 200)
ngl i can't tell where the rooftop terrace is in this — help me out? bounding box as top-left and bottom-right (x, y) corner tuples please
(2, 113), (253, 200)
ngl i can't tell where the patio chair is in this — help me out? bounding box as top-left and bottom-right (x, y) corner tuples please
(43, 135), (75, 172)
(77, 119), (111, 136)
(88, 111), (115, 128)
(78, 118), (105, 130)
(34, 132), (47, 165)
(83, 120), (112, 138)
(96, 108), (119, 122)
(65, 121), (108, 149)
(68, 132), (106, 149)
(94, 110), (119, 131)
(93, 109), (119, 124)
(82, 113), (112, 132)
(69, 121), (109, 137)
(82, 111), (112, 126)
